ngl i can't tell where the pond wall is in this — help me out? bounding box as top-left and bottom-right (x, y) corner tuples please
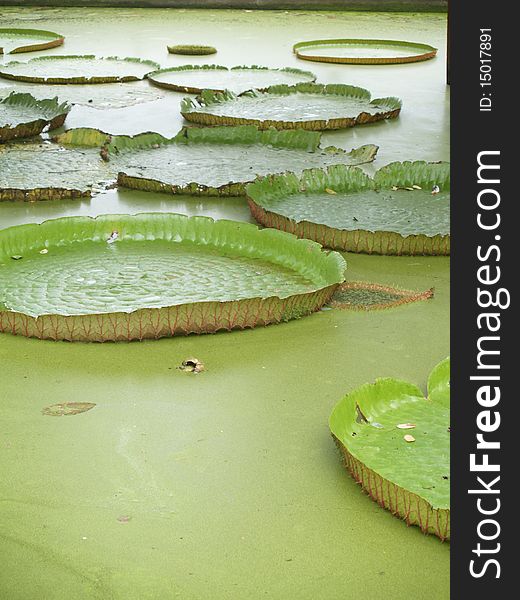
(0, 1), (448, 12)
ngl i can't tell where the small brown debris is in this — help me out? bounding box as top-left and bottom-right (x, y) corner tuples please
(404, 434), (416, 443)
(397, 423), (416, 430)
(179, 358), (205, 373)
(117, 515), (131, 523)
(42, 402), (96, 416)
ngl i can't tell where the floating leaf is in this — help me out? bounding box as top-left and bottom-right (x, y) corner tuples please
(396, 423), (416, 430)
(327, 281), (434, 311)
(148, 65), (316, 94)
(181, 83), (402, 131)
(246, 161), (450, 255)
(42, 402), (96, 416)
(167, 44), (217, 56)
(330, 357), (450, 540)
(292, 38), (438, 65)
(0, 28), (64, 55)
(0, 214), (345, 342)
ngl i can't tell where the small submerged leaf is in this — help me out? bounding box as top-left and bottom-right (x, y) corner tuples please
(396, 423), (416, 430)
(404, 434), (416, 443)
(42, 402), (96, 416)
(327, 281), (434, 311)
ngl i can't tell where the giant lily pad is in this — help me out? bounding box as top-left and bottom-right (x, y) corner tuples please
(56, 125), (378, 197)
(167, 44), (217, 56)
(148, 65), (316, 94)
(293, 39), (438, 65)
(246, 161), (450, 255)
(0, 140), (111, 201)
(0, 28), (64, 55)
(181, 83), (402, 130)
(0, 92), (70, 142)
(0, 81), (166, 110)
(0, 55), (160, 84)
(1, 126), (377, 201)
(0, 214), (346, 342)
(329, 357), (450, 540)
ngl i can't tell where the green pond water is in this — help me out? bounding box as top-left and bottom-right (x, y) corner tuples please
(0, 7), (449, 600)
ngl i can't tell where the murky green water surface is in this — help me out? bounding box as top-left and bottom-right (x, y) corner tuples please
(0, 7), (449, 600)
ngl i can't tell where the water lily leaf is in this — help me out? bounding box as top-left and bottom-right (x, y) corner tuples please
(293, 38), (437, 65)
(148, 65), (316, 94)
(29, 125), (376, 200)
(327, 281), (434, 310)
(42, 402), (96, 416)
(167, 45), (217, 55)
(0, 81), (166, 110)
(181, 83), (401, 131)
(329, 357), (450, 540)
(246, 161), (450, 255)
(0, 92), (70, 142)
(0, 213), (345, 341)
(0, 139), (111, 201)
(0, 28), (64, 55)
(0, 55), (160, 84)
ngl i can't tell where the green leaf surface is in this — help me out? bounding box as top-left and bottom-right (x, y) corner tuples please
(246, 162), (449, 254)
(2, 125), (376, 199)
(181, 83), (402, 130)
(0, 213), (346, 319)
(329, 357), (450, 512)
(0, 28), (64, 54)
(0, 80), (166, 109)
(167, 45), (217, 55)
(148, 65), (316, 94)
(0, 56), (160, 84)
(0, 92), (70, 142)
(293, 38), (438, 64)
(0, 139), (111, 200)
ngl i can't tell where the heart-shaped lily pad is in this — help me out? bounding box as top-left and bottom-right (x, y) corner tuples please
(246, 161), (450, 255)
(181, 83), (401, 131)
(329, 357), (450, 540)
(148, 65), (316, 94)
(0, 92), (70, 142)
(0, 213), (346, 341)
(0, 55), (160, 84)
(293, 38), (437, 65)
(0, 28), (64, 55)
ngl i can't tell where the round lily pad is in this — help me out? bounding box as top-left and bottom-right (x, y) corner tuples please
(181, 83), (401, 131)
(329, 357), (450, 540)
(148, 65), (316, 94)
(293, 38), (438, 65)
(0, 55), (160, 84)
(0, 139), (111, 201)
(167, 44), (217, 55)
(0, 214), (346, 342)
(0, 81), (166, 110)
(246, 161), (450, 255)
(49, 125), (378, 198)
(0, 92), (70, 142)
(0, 28), (64, 55)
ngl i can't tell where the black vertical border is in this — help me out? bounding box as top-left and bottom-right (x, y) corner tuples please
(451, 0), (513, 596)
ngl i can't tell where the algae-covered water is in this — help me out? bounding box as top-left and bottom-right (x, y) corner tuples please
(0, 7), (449, 600)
